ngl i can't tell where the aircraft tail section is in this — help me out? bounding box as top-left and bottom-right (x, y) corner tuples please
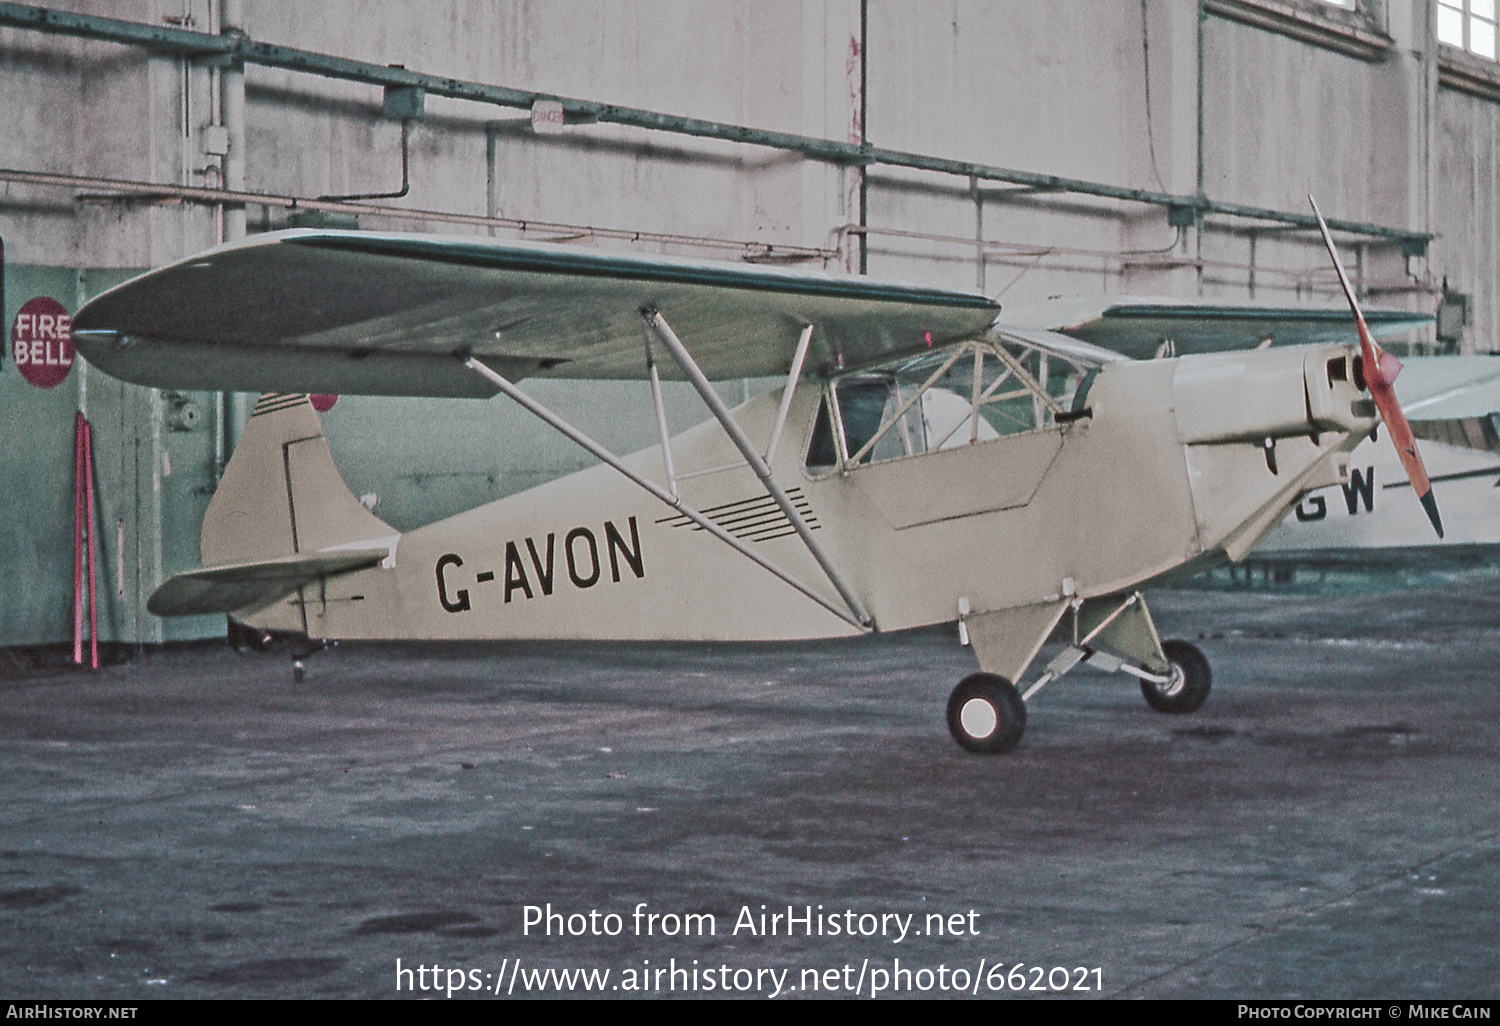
(201, 393), (395, 568)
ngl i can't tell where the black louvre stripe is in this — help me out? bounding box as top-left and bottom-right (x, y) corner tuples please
(655, 488), (813, 520)
(742, 525), (801, 542)
(251, 393), (310, 417)
(654, 487), (820, 541)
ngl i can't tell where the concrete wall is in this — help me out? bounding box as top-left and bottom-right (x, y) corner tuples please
(1435, 85), (1500, 356)
(3, 0), (1499, 645)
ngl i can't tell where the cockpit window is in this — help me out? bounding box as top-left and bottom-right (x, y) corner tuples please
(806, 398), (839, 471)
(839, 379), (904, 463)
(804, 333), (1098, 476)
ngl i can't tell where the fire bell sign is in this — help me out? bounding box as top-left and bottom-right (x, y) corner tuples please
(11, 296), (75, 388)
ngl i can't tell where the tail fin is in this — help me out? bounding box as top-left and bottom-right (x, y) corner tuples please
(202, 393), (394, 567)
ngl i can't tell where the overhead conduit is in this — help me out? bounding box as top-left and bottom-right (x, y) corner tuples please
(0, 1), (1432, 253)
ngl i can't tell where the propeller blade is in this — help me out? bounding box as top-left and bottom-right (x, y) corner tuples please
(1309, 196), (1443, 538)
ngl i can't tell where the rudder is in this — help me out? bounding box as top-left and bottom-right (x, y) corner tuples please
(202, 393), (394, 567)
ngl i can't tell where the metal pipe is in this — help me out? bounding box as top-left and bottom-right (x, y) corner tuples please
(0, 167), (836, 261)
(463, 357), (865, 630)
(319, 119), (411, 202)
(213, 0), (237, 482)
(219, 0), (245, 241)
(1196, 0), (1206, 294)
(642, 309), (873, 628)
(6, 162), (1370, 286)
(209, 0), (222, 246)
(148, 388), (164, 645)
(858, 0), (868, 274)
(485, 122), (500, 237)
(971, 175), (984, 291)
(0, 2), (1430, 247)
(214, 391), (225, 482)
(969, 348), (983, 444)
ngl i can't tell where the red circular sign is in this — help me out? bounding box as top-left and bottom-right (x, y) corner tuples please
(11, 296), (75, 389)
(310, 394), (338, 412)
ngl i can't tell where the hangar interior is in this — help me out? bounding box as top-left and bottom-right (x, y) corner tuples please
(3, 0), (1500, 649)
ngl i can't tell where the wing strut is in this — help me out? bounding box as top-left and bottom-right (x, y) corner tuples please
(645, 344), (679, 498)
(462, 357), (868, 631)
(764, 324), (815, 466)
(641, 308), (874, 629)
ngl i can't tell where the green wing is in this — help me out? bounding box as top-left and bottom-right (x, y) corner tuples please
(73, 230), (1001, 397)
(1002, 296), (1433, 360)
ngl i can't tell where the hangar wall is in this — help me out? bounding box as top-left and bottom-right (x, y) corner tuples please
(2, 0), (1498, 647)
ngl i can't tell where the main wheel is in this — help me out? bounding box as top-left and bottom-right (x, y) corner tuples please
(1140, 639), (1211, 714)
(947, 673), (1027, 754)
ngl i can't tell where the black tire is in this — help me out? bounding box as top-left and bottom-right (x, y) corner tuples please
(227, 617), (270, 653)
(1140, 639), (1211, 714)
(947, 673), (1027, 754)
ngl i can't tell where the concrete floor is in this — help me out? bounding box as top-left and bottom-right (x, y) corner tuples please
(2, 572), (1498, 1000)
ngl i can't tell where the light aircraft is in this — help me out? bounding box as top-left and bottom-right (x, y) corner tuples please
(70, 201), (1443, 753)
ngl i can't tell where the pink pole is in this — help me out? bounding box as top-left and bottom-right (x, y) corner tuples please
(72, 412), (84, 665)
(84, 417), (98, 670)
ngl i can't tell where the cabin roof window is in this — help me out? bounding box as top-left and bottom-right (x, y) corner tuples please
(804, 334), (1098, 475)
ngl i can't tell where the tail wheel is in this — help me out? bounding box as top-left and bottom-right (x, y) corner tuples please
(947, 673), (1027, 754)
(1140, 639), (1211, 714)
(227, 617), (271, 653)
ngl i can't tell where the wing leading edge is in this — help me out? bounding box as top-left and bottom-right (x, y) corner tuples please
(73, 230), (1001, 397)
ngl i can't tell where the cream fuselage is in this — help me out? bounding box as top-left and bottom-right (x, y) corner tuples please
(245, 343), (1372, 650)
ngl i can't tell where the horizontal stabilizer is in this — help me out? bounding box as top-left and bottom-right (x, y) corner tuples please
(147, 548), (390, 617)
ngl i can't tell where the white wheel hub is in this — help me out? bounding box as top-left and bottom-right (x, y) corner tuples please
(959, 697), (998, 739)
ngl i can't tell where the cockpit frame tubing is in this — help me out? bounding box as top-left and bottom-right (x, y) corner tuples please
(843, 340), (975, 466)
(841, 334), (1072, 468)
(985, 336), (1067, 417)
(929, 357), (1028, 450)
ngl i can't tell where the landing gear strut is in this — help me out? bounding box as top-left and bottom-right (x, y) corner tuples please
(949, 592), (1214, 754)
